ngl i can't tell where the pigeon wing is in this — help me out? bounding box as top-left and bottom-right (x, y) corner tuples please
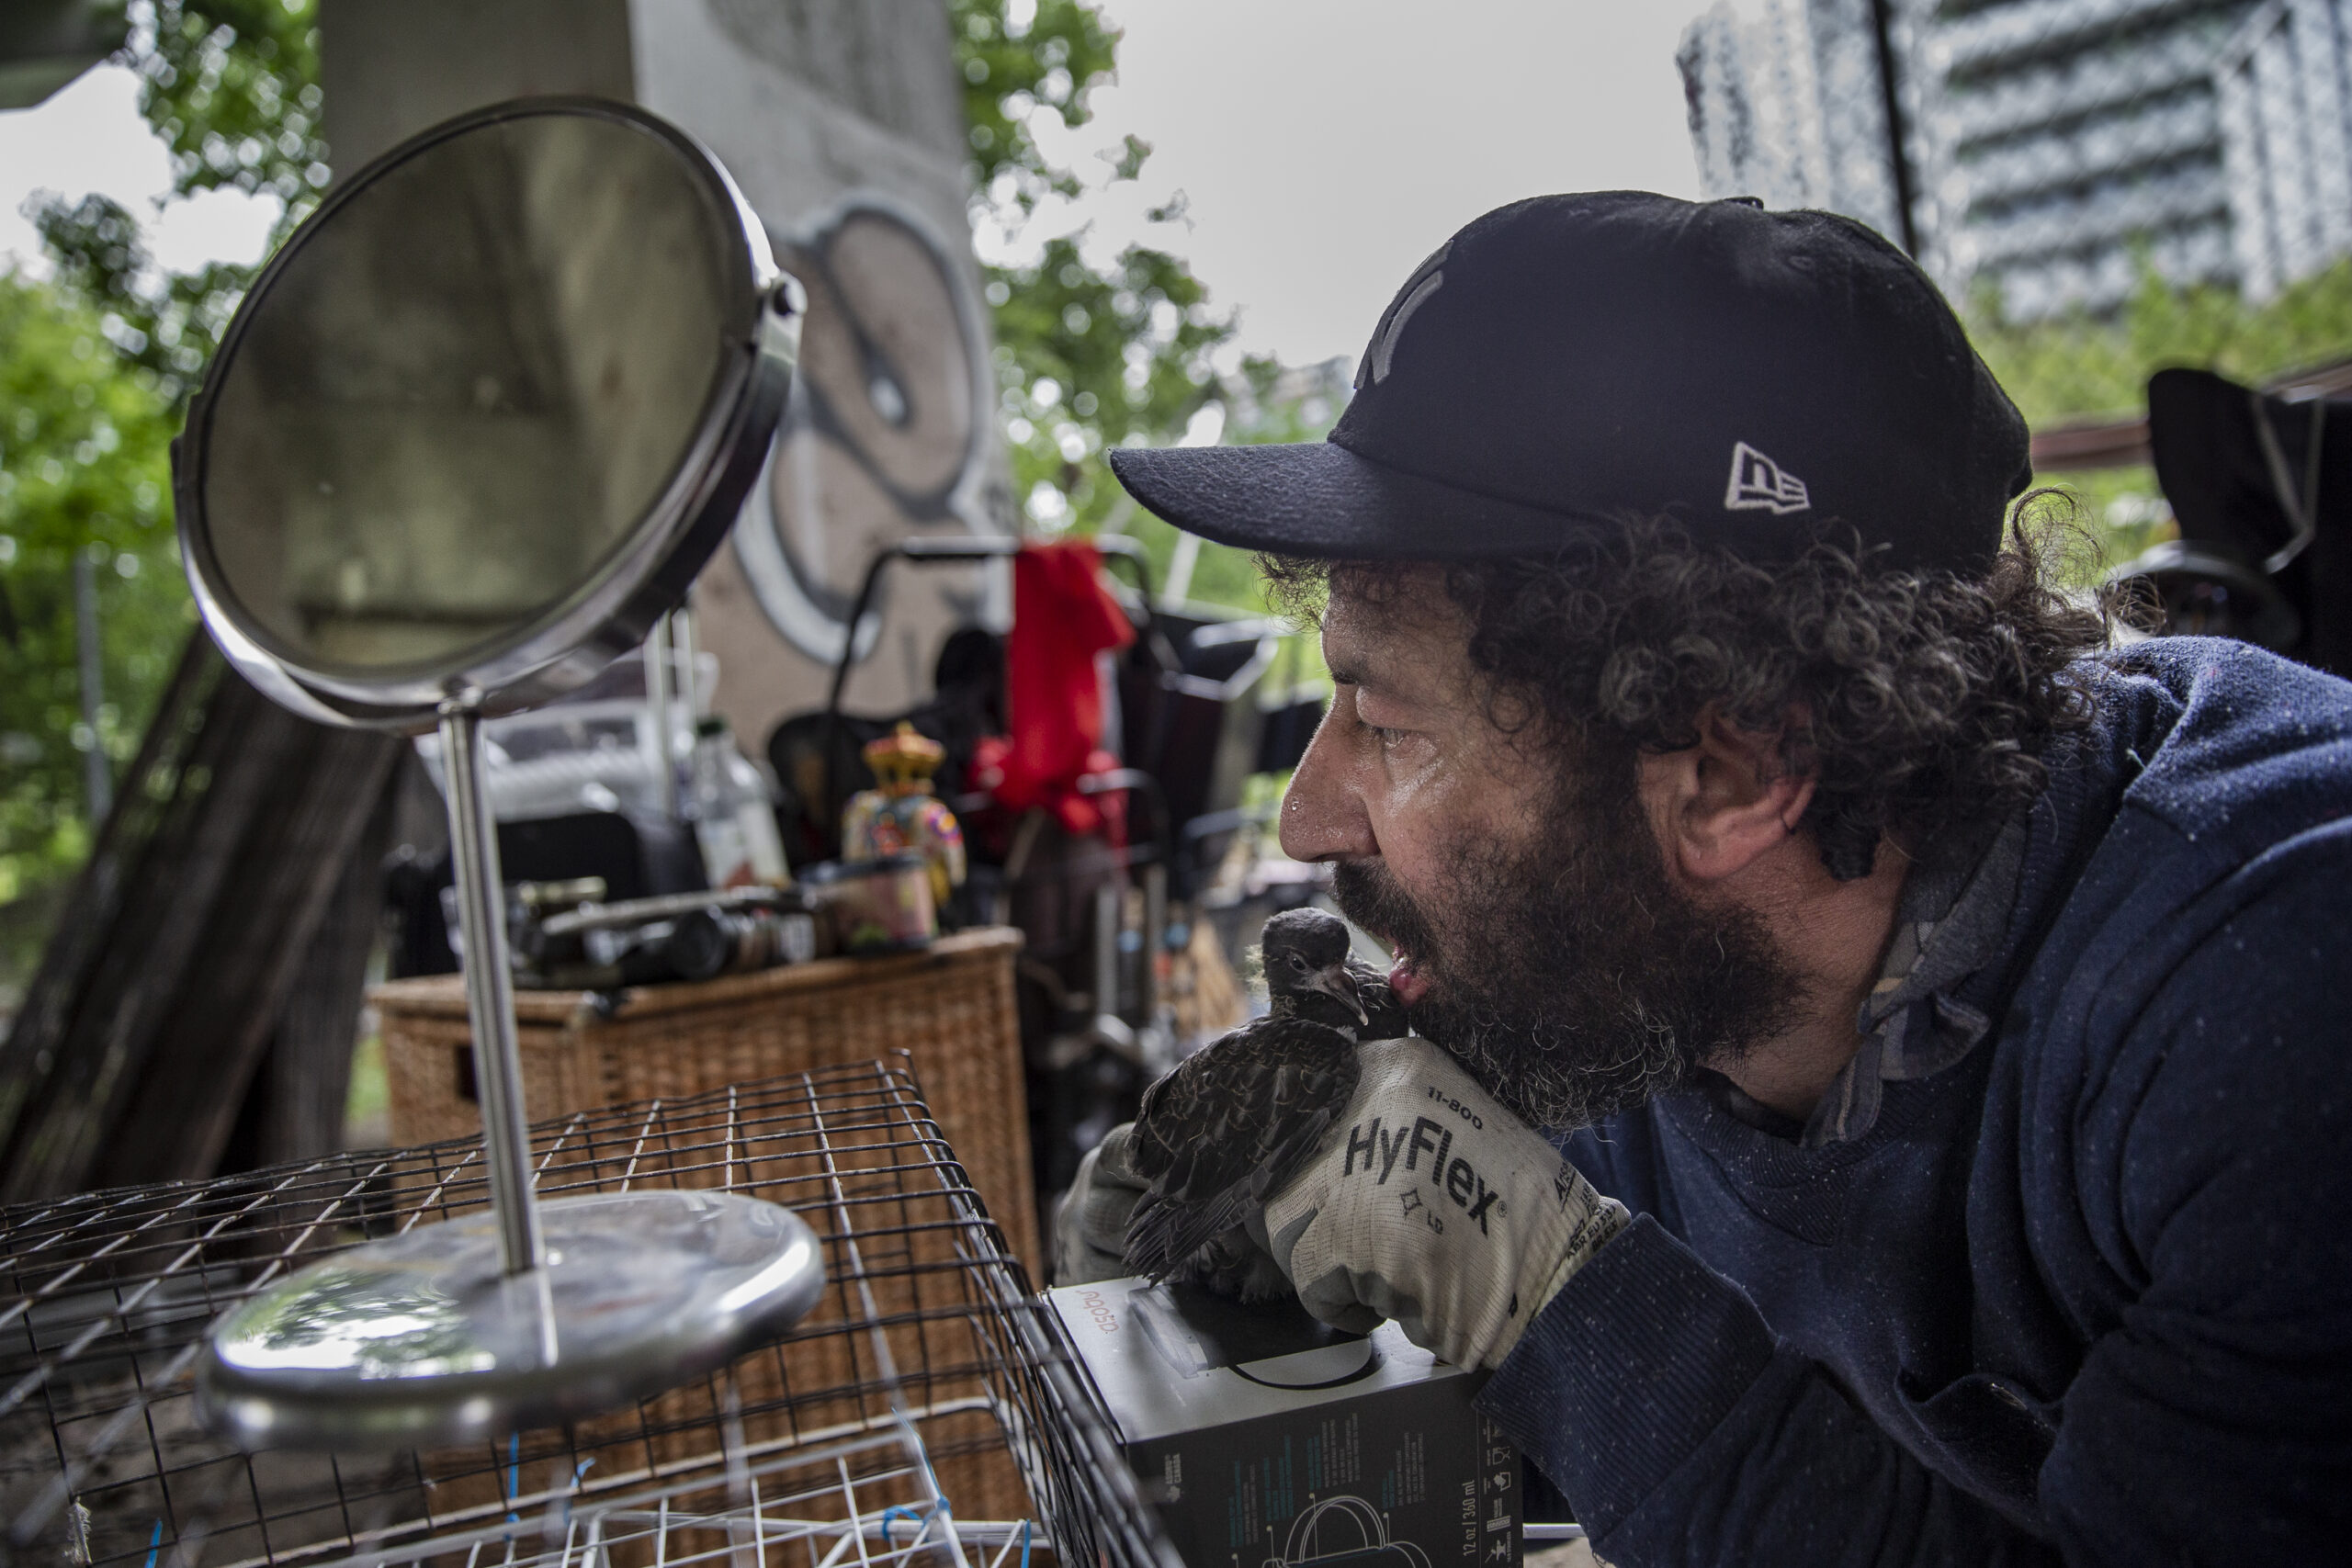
(1350, 957), (1410, 1042)
(1123, 1015), (1360, 1280)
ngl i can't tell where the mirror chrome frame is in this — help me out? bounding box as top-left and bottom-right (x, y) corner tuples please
(173, 96), (798, 731)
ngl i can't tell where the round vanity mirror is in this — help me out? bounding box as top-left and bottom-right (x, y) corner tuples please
(178, 96), (795, 724)
(178, 98), (822, 1450)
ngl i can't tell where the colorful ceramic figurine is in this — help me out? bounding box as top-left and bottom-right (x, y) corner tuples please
(841, 723), (967, 908)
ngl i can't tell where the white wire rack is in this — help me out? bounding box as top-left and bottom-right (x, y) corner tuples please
(305, 1430), (1013, 1568)
(0, 1057), (1180, 1568)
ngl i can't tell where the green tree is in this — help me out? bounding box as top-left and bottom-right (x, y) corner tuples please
(133, 0), (327, 211)
(0, 275), (187, 972)
(948, 0), (1241, 543)
(1972, 259), (2352, 570)
(0, 1), (321, 996)
(32, 191), (248, 411)
(1974, 259), (2352, 430)
(28, 1), (327, 411)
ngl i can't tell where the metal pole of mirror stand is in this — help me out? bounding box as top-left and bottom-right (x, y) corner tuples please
(674, 604), (702, 718)
(646, 615), (679, 821)
(438, 702), (547, 1278)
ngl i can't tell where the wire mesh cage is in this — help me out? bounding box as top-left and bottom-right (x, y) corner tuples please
(0, 1057), (1181, 1568)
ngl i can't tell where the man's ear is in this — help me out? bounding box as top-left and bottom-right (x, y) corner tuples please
(1642, 703), (1815, 885)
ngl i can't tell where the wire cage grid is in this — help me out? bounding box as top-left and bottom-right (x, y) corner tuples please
(0, 1056), (1180, 1568)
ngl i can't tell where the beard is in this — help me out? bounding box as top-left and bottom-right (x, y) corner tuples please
(1330, 746), (1804, 1130)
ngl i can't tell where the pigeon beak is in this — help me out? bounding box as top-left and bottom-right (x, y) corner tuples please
(1308, 962), (1367, 1025)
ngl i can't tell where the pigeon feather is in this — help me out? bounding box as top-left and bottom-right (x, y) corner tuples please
(1124, 908), (1407, 1299)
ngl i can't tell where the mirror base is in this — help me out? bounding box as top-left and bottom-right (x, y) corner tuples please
(197, 1190), (826, 1452)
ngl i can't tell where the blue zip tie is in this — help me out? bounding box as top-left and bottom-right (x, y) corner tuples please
(877, 1505), (927, 1549)
(143, 1520), (163, 1568)
(558, 1459), (597, 1525)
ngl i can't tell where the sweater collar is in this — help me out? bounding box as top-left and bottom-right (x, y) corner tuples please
(1692, 812), (2026, 1147)
(1801, 814), (2026, 1146)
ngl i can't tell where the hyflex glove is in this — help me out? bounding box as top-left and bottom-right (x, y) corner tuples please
(1259, 1036), (1628, 1370)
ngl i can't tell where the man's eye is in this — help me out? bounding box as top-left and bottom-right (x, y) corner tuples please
(1369, 724), (1408, 747)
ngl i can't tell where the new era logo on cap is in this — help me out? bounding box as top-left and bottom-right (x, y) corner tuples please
(1724, 441), (1811, 515)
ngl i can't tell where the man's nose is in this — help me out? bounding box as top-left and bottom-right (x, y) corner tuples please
(1279, 705), (1375, 863)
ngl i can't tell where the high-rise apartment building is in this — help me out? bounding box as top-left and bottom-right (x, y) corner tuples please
(1679, 0), (2352, 320)
(1679, 0), (1910, 244)
(2218, 0), (2352, 301)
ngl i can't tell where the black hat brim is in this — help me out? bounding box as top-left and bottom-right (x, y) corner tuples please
(1106, 440), (1611, 561)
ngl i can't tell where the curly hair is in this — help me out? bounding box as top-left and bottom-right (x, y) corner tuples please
(1263, 504), (2118, 881)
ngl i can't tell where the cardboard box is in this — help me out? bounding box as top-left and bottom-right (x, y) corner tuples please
(1049, 1278), (1521, 1568)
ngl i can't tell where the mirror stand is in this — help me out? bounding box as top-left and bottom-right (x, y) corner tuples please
(176, 96), (824, 1453)
(196, 715), (827, 1450)
(198, 719), (832, 1457)
(439, 700), (547, 1276)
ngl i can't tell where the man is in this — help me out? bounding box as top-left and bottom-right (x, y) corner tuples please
(1057, 192), (2352, 1564)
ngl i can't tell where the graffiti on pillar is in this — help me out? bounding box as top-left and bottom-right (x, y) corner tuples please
(732, 193), (1005, 664)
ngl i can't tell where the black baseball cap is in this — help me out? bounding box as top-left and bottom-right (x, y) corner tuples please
(1106, 191), (2031, 573)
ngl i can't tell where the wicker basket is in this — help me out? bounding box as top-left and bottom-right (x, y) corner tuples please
(370, 927), (1041, 1277)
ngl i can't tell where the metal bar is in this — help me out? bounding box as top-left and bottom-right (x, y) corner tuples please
(647, 616), (679, 823)
(393, 1139), (485, 1234)
(1141, 863), (1165, 1027)
(1867, 0), (1920, 258)
(674, 605), (701, 720)
(7, 1336), (204, 1549)
(73, 548), (110, 824)
(619, 1099), (664, 1190)
(285, 1431), (946, 1568)
(826, 537), (1022, 717)
(826, 549), (901, 719)
(805, 1066), (972, 1568)
(1092, 884), (1124, 1044)
(438, 704), (546, 1276)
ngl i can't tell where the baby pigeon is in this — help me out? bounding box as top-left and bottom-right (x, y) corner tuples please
(1124, 907), (1408, 1299)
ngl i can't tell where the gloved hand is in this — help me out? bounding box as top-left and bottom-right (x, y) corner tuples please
(1052, 1121), (1304, 1302)
(1052, 1122), (1149, 1286)
(1258, 1036), (1629, 1370)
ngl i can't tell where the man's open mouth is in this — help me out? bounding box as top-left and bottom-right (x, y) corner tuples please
(1385, 944), (1431, 1009)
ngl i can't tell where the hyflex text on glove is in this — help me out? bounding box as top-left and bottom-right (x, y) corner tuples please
(1259, 1037), (1627, 1371)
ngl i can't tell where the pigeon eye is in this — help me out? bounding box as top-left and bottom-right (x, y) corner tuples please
(1286, 953), (1307, 972)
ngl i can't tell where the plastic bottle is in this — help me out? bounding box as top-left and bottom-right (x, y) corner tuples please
(686, 716), (791, 889)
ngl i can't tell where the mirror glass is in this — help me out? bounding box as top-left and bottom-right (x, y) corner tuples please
(201, 113), (736, 675)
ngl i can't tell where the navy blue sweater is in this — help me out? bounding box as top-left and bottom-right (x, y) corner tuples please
(1478, 638), (2352, 1565)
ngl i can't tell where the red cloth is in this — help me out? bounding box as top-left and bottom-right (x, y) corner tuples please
(971, 540), (1136, 837)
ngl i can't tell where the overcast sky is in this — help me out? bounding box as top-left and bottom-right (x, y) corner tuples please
(0, 1), (1707, 371)
(1032, 0), (1708, 367)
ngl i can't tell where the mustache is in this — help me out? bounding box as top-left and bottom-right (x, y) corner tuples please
(1330, 862), (1438, 964)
